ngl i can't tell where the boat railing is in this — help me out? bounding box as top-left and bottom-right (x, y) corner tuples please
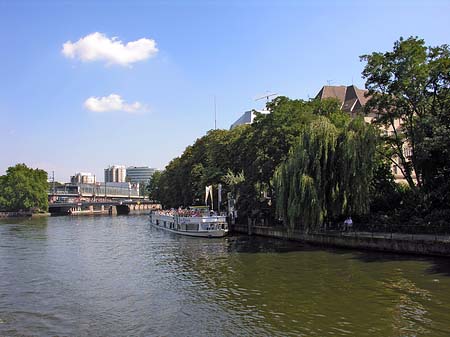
(178, 216), (227, 224)
(153, 212), (226, 222)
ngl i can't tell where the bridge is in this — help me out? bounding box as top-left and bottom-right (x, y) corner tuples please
(49, 183), (144, 202)
(48, 183), (161, 216)
(49, 200), (160, 216)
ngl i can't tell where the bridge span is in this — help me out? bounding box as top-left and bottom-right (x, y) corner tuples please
(49, 200), (160, 216)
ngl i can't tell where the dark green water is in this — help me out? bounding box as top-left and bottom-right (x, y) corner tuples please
(1, 215), (450, 336)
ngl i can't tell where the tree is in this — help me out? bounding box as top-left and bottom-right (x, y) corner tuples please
(222, 169), (245, 205)
(361, 37), (450, 193)
(369, 144), (402, 213)
(236, 97), (331, 219)
(274, 117), (377, 232)
(0, 164), (48, 212)
(154, 97), (345, 220)
(148, 171), (162, 202)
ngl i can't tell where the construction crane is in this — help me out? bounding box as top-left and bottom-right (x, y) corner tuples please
(255, 92), (278, 103)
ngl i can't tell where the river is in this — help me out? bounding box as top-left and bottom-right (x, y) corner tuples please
(1, 215), (450, 336)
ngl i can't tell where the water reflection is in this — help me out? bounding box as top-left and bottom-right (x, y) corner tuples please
(0, 216), (48, 239)
(0, 216), (450, 336)
(153, 231), (450, 336)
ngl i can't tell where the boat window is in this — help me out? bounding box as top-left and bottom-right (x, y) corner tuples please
(186, 223), (199, 231)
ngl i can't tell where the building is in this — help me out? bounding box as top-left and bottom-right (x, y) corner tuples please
(70, 172), (95, 184)
(315, 84), (376, 123)
(126, 166), (157, 184)
(104, 165), (126, 183)
(316, 84), (414, 184)
(230, 109), (270, 129)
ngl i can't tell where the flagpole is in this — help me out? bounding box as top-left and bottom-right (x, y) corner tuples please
(210, 185), (213, 211)
(218, 184), (222, 213)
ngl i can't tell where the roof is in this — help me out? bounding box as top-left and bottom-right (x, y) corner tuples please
(316, 85), (347, 103)
(316, 85), (371, 113)
(230, 109), (270, 129)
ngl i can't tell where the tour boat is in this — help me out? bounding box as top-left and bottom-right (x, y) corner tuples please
(149, 207), (229, 238)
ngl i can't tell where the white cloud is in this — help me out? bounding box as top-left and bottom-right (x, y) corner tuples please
(62, 32), (158, 66)
(84, 94), (148, 113)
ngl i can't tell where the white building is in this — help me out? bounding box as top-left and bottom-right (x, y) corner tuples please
(104, 165), (126, 183)
(70, 172), (95, 184)
(230, 109), (270, 129)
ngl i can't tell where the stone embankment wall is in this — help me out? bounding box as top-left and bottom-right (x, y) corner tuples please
(232, 223), (450, 257)
(0, 212), (32, 218)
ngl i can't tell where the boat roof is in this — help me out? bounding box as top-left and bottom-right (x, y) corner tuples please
(189, 206), (210, 210)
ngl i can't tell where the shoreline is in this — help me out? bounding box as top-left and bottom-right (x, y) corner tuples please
(231, 223), (450, 257)
(0, 211), (50, 218)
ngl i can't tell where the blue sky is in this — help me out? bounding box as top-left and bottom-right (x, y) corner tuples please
(1, 0), (449, 181)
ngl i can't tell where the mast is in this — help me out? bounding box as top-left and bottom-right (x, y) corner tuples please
(214, 95), (217, 130)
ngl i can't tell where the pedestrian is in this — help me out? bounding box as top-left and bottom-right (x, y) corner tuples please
(344, 217), (353, 231)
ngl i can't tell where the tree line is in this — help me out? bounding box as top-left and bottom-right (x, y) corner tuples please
(149, 37), (450, 232)
(150, 95), (377, 232)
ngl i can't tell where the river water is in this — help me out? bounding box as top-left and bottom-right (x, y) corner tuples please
(1, 215), (450, 336)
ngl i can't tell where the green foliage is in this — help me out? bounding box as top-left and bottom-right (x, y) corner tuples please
(274, 117), (377, 232)
(154, 96), (375, 226)
(157, 128), (246, 208)
(369, 146), (401, 213)
(361, 36), (450, 193)
(152, 36), (449, 233)
(47, 180), (64, 192)
(238, 97), (337, 218)
(0, 164), (48, 212)
(310, 97), (342, 117)
(148, 171), (162, 202)
(155, 98), (333, 215)
(223, 169), (245, 187)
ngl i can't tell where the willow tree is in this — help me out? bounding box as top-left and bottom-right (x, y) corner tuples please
(274, 116), (377, 232)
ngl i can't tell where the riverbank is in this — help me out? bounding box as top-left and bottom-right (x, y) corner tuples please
(232, 223), (450, 257)
(0, 211), (50, 218)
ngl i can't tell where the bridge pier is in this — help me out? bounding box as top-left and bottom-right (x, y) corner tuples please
(109, 205), (117, 215)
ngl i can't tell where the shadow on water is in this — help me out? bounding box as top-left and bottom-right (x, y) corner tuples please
(226, 234), (322, 254)
(345, 248), (450, 277)
(0, 216), (48, 226)
(0, 216), (49, 240)
(344, 245), (450, 277)
(227, 233), (450, 277)
(423, 258), (450, 277)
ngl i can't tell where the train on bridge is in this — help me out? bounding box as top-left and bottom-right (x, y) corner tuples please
(48, 183), (159, 216)
(48, 200), (160, 216)
(49, 182), (144, 203)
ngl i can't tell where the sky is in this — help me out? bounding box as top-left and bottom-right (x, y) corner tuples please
(1, 0), (449, 182)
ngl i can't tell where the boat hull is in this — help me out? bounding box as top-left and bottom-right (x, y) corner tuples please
(151, 222), (228, 237)
(150, 212), (229, 238)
